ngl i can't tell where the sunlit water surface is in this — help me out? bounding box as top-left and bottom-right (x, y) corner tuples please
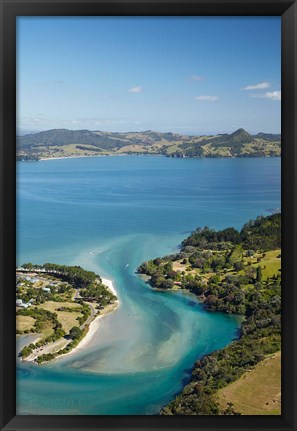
(16, 156), (280, 414)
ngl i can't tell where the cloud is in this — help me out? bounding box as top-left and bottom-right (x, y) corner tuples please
(242, 81), (271, 91)
(190, 75), (204, 81)
(195, 95), (219, 102)
(251, 91), (281, 101)
(128, 86), (143, 93)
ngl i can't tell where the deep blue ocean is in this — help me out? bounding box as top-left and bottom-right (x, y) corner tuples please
(16, 156), (281, 415)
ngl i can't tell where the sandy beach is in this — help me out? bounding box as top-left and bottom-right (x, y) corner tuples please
(40, 155), (102, 161)
(22, 277), (120, 363)
(102, 277), (118, 300)
(54, 277), (119, 359)
(61, 314), (104, 356)
(39, 154), (133, 161)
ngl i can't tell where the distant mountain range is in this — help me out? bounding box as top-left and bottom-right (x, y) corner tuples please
(16, 128), (281, 160)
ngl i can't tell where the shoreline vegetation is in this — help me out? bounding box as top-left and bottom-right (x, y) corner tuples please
(137, 213), (281, 415)
(16, 213), (281, 414)
(16, 264), (118, 364)
(16, 127), (281, 161)
(49, 278), (118, 360)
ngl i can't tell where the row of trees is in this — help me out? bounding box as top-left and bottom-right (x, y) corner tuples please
(19, 305), (88, 363)
(36, 325), (87, 364)
(18, 307), (66, 358)
(19, 263), (117, 308)
(21, 263), (99, 288)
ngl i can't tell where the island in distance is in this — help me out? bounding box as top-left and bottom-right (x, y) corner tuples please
(16, 128), (281, 161)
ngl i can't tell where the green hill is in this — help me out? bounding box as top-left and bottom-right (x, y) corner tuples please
(225, 128), (254, 144)
(16, 128), (281, 160)
(137, 213), (281, 415)
(17, 128), (128, 151)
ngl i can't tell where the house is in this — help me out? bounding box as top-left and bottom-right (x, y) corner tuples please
(17, 300), (32, 308)
(25, 276), (36, 283)
(42, 287), (51, 292)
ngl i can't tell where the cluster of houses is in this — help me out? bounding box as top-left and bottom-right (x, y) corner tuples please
(16, 275), (39, 285)
(16, 274), (59, 308)
(16, 298), (34, 308)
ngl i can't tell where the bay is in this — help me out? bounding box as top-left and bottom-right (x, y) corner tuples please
(16, 156), (281, 415)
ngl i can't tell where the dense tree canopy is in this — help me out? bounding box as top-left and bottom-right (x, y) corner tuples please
(138, 213), (281, 415)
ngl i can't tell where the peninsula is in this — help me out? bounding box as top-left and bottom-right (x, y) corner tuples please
(138, 213), (281, 415)
(16, 263), (118, 364)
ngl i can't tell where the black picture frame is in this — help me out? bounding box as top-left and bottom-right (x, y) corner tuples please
(0, 0), (296, 430)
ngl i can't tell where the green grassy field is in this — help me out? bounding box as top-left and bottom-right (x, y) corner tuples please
(36, 301), (83, 333)
(172, 248), (281, 285)
(241, 249), (281, 280)
(16, 315), (36, 331)
(253, 250), (281, 279)
(217, 351), (281, 415)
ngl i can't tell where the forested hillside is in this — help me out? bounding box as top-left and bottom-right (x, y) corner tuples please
(138, 213), (281, 415)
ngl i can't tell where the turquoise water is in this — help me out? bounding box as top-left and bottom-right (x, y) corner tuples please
(16, 156), (281, 415)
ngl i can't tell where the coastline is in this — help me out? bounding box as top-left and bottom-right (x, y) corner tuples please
(56, 277), (119, 359)
(39, 155), (103, 161)
(102, 277), (118, 300)
(21, 277), (119, 363)
(22, 152), (282, 164)
(38, 154), (163, 161)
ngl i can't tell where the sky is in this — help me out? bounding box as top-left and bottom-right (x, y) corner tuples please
(17, 17), (281, 135)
